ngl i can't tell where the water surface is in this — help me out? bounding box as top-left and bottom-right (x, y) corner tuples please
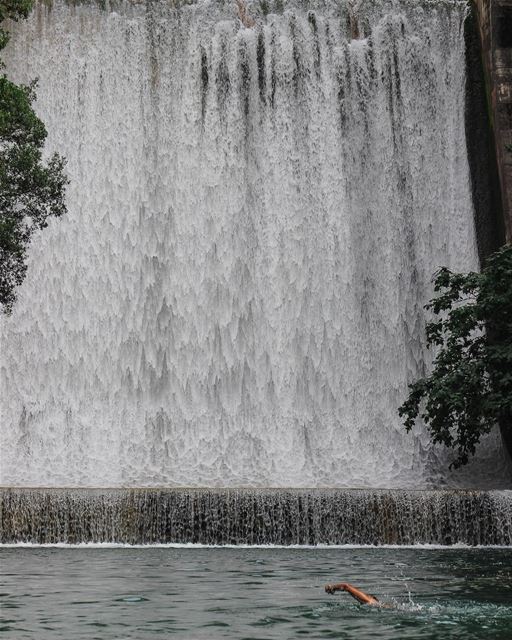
(1, 547), (511, 638)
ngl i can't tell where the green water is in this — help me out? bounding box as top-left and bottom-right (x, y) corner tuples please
(0, 547), (511, 639)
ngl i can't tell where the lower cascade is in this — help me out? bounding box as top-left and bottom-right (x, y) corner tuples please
(0, 0), (510, 489)
(2, 489), (511, 546)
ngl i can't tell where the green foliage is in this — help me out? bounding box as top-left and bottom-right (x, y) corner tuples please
(0, 0), (33, 52)
(0, 0), (68, 312)
(399, 245), (512, 468)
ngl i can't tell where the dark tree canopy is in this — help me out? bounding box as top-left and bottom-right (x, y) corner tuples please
(0, 0), (67, 312)
(399, 244), (512, 468)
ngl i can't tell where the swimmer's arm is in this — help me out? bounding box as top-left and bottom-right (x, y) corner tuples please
(324, 582), (348, 594)
(325, 582), (378, 605)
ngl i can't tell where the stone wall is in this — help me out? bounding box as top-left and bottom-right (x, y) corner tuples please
(473, 0), (512, 242)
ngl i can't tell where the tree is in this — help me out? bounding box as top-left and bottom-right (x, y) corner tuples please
(0, 0), (67, 313)
(0, 1), (32, 49)
(399, 244), (512, 468)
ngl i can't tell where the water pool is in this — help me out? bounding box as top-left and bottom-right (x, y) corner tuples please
(1, 547), (511, 639)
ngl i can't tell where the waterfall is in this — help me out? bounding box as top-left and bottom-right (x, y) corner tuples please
(0, 0), (509, 488)
(2, 488), (511, 545)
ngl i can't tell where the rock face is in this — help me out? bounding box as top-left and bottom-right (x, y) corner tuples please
(473, 0), (512, 242)
(472, 0), (512, 460)
(465, 6), (504, 261)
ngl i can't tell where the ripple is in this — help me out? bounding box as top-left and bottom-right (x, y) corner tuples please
(1, 547), (512, 639)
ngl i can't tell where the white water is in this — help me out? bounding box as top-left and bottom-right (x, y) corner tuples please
(1, 0), (509, 488)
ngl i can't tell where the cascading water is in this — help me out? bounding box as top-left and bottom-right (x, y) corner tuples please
(2, 488), (512, 546)
(0, 0), (510, 489)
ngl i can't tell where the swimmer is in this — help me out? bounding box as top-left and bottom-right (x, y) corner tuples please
(325, 582), (390, 608)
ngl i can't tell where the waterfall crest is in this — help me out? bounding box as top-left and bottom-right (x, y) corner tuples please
(1, 0), (509, 488)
